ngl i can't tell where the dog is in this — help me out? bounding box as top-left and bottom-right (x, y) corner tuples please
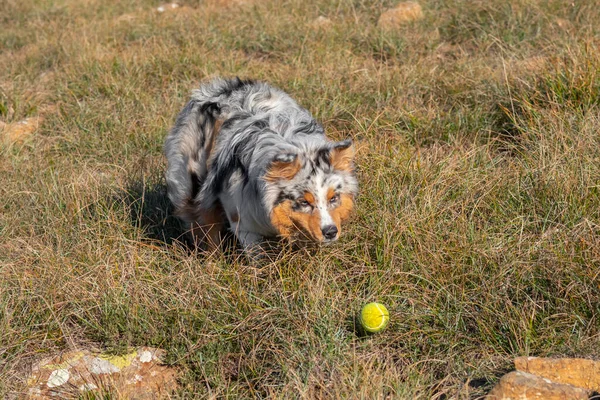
(164, 77), (358, 253)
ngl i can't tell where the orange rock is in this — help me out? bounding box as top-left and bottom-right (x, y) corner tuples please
(24, 347), (178, 399)
(515, 356), (600, 391)
(487, 371), (589, 400)
(555, 18), (572, 30)
(1, 116), (43, 143)
(378, 2), (424, 29)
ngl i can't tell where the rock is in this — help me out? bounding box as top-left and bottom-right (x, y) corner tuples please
(378, 2), (424, 29)
(46, 370), (70, 388)
(555, 18), (572, 30)
(156, 3), (180, 13)
(89, 357), (121, 374)
(24, 347), (178, 399)
(515, 356), (600, 391)
(1, 116), (43, 143)
(139, 350), (153, 363)
(310, 16), (333, 30)
(487, 371), (590, 400)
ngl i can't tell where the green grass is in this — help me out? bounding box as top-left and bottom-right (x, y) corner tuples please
(2, 0), (600, 398)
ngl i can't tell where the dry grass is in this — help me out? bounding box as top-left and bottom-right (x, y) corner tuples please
(2, 0), (600, 398)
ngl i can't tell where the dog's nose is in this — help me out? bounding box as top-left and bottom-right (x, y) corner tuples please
(322, 225), (338, 240)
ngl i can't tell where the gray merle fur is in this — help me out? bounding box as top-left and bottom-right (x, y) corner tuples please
(164, 77), (358, 251)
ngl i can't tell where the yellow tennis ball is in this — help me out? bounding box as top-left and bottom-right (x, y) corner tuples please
(360, 302), (389, 333)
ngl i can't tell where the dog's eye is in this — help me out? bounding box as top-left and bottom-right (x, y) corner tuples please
(298, 200), (311, 208)
(329, 194), (339, 204)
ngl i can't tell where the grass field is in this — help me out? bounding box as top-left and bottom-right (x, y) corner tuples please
(2, 0), (600, 398)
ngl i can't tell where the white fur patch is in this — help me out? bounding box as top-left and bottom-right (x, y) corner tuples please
(315, 174), (335, 229)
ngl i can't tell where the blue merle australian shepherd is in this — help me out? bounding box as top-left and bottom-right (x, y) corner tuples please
(165, 78), (358, 253)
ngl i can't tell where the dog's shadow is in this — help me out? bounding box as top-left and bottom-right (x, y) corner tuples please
(121, 180), (308, 262)
(124, 181), (186, 247)
(122, 180), (241, 256)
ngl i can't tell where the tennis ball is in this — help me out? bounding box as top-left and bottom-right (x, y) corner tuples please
(359, 302), (389, 333)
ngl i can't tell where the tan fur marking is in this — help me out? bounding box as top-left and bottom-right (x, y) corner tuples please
(214, 119), (223, 133)
(206, 119), (223, 161)
(326, 188), (336, 201)
(264, 158), (301, 182)
(270, 202), (294, 237)
(304, 192), (316, 206)
(190, 205), (225, 250)
(270, 201), (323, 241)
(329, 194), (354, 235)
(330, 145), (355, 172)
(291, 209), (322, 241)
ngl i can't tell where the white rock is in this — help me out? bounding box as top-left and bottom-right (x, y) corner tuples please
(139, 350), (153, 363)
(157, 3), (179, 12)
(90, 357), (120, 374)
(47, 369), (70, 388)
(311, 16), (333, 29)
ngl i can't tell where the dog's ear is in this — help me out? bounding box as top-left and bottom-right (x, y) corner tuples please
(265, 153), (301, 182)
(330, 139), (354, 172)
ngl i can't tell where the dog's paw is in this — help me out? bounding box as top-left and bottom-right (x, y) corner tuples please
(243, 244), (270, 263)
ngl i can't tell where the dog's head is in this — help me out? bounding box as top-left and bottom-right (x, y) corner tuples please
(264, 139), (358, 243)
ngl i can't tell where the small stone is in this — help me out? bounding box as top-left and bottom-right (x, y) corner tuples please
(515, 357), (600, 391)
(487, 371), (589, 400)
(555, 18), (571, 30)
(310, 16), (333, 30)
(139, 350), (153, 363)
(47, 369), (70, 388)
(378, 2), (424, 29)
(157, 3), (179, 13)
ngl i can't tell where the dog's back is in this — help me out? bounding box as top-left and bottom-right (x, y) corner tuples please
(165, 78), (313, 213)
(164, 78), (254, 221)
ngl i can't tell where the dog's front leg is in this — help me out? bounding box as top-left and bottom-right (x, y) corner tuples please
(236, 230), (264, 250)
(235, 230), (267, 260)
